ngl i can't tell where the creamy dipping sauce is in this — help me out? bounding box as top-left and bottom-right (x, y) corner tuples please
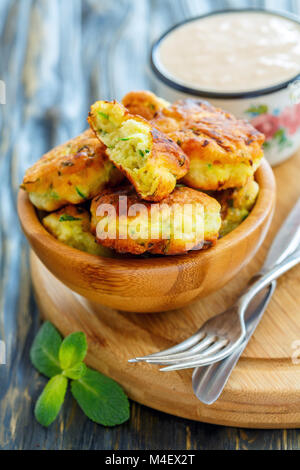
(157, 11), (300, 93)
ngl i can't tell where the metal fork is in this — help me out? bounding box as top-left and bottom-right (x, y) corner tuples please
(192, 197), (300, 402)
(129, 249), (300, 371)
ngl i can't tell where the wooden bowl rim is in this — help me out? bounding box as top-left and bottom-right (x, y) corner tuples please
(18, 158), (276, 273)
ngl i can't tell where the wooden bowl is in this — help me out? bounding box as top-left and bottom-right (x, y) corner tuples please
(18, 159), (276, 313)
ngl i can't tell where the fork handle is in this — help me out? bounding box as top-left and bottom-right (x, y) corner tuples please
(238, 249), (300, 312)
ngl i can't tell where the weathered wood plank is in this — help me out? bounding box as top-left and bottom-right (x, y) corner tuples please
(0, 0), (300, 450)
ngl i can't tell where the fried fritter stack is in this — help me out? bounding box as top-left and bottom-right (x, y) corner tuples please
(21, 91), (264, 257)
(123, 92), (264, 191)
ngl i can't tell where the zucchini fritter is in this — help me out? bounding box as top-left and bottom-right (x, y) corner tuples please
(88, 101), (189, 202)
(21, 130), (123, 211)
(216, 178), (259, 237)
(122, 90), (170, 120)
(90, 185), (221, 256)
(151, 99), (265, 191)
(42, 205), (113, 257)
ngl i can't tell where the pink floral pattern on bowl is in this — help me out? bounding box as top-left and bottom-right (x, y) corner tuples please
(246, 103), (300, 151)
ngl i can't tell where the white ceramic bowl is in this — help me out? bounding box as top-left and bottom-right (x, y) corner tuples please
(151, 9), (300, 167)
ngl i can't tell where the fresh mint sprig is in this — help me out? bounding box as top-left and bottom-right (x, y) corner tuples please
(71, 369), (130, 427)
(30, 322), (130, 428)
(35, 375), (68, 427)
(30, 321), (62, 378)
(59, 332), (87, 370)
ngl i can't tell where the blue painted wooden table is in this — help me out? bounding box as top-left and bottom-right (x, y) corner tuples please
(1, 0), (300, 450)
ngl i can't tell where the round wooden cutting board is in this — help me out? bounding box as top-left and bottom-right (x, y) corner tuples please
(30, 152), (300, 429)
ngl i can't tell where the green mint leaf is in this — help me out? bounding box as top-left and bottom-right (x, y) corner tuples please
(59, 215), (81, 222)
(71, 368), (130, 427)
(59, 332), (87, 370)
(35, 375), (68, 427)
(30, 322), (62, 378)
(63, 362), (87, 380)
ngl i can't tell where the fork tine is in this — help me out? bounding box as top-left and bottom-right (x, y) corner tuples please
(128, 330), (206, 363)
(147, 338), (227, 366)
(191, 338), (228, 358)
(160, 341), (241, 371)
(145, 335), (217, 364)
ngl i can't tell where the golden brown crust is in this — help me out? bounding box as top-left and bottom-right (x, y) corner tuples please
(148, 127), (189, 190)
(90, 185), (221, 256)
(122, 90), (170, 120)
(151, 99), (265, 190)
(152, 99), (264, 163)
(21, 130), (123, 211)
(88, 101), (189, 202)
